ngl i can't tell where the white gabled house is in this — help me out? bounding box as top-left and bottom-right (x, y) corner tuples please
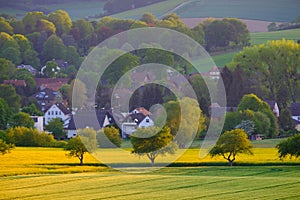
(44, 103), (71, 128)
(121, 112), (154, 138)
(290, 103), (300, 131)
(30, 116), (44, 132)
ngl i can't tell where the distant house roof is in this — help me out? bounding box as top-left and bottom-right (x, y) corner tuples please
(129, 113), (148, 125)
(132, 107), (152, 116)
(3, 79), (26, 87)
(17, 64), (37, 75)
(265, 100), (277, 110)
(290, 103), (300, 116)
(35, 78), (69, 91)
(34, 88), (58, 101)
(67, 110), (114, 130)
(44, 103), (71, 115)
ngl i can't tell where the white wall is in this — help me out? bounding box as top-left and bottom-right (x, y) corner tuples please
(44, 104), (70, 127)
(138, 116), (154, 128)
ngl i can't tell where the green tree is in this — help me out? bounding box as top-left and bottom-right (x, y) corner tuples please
(48, 10), (72, 36)
(140, 12), (157, 24)
(279, 108), (294, 131)
(65, 45), (81, 66)
(9, 112), (34, 128)
(23, 49), (41, 67)
(276, 134), (300, 159)
(1, 47), (21, 64)
(0, 98), (11, 130)
(237, 94), (278, 137)
(164, 97), (206, 148)
(0, 58), (15, 82)
(130, 126), (177, 167)
(42, 61), (60, 78)
(97, 126), (121, 148)
(22, 11), (45, 34)
(21, 103), (43, 116)
(0, 139), (14, 155)
(0, 17), (13, 34)
(65, 128), (97, 165)
(46, 118), (65, 140)
(42, 34), (66, 62)
(210, 129), (253, 166)
(0, 84), (21, 113)
(35, 19), (56, 36)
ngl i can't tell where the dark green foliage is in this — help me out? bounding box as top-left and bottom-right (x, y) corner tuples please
(46, 118), (66, 140)
(277, 134), (300, 159)
(0, 98), (11, 130)
(9, 112), (34, 128)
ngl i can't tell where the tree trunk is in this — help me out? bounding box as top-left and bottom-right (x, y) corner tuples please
(229, 160), (233, 166)
(79, 155), (83, 166)
(150, 158), (155, 167)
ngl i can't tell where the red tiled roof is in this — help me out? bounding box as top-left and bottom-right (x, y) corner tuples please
(3, 80), (26, 87)
(34, 78), (69, 91)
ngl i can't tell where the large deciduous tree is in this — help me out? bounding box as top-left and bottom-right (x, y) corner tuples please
(9, 112), (34, 128)
(42, 34), (66, 62)
(48, 10), (72, 36)
(164, 97), (206, 148)
(210, 129), (253, 166)
(130, 126), (177, 167)
(0, 84), (21, 113)
(46, 118), (65, 140)
(277, 134), (300, 159)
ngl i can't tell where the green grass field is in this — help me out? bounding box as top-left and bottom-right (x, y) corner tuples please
(1, 139), (300, 199)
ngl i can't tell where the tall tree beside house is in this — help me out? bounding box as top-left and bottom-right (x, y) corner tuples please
(210, 129), (253, 166)
(21, 103), (43, 116)
(130, 126), (177, 167)
(237, 94), (278, 138)
(9, 112), (34, 128)
(46, 118), (65, 140)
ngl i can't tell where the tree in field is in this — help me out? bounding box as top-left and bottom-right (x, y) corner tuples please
(210, 129), (253, 166)
(0, 139), (14, 155)
(46, 118), (65, 140)
(97, 126), (121, 148)
(130, 126), (177, 167)
(164, 97), (206, 148)
(276, 134), (300, 159)
(65, 128), (97, 165)
(9, 112), (34, 128)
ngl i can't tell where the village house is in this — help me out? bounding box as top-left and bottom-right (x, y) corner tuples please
(17, 64), (37, 75)
(66, 110), (115, 138)
(30, 116), (44, 132)
(290, 102), (300, 131)
(33, 88), (59, 112)
(44, 103), (71, 128)
(34, 78), (69, 91)
(265, 100), (280, 118)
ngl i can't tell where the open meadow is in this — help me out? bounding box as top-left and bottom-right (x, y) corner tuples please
(0, 140), (300, 199)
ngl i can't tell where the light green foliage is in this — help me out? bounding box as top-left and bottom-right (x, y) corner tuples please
(35, 19), (56, 36)
(97, 126), (121, 148)
(66, 128), (97, 165)
(22, 11), (45, 34)
(0, 139), (14, 155)
(277, 133), (300, 159)
(6, 127), (57, 147)
(237, 94), (278, 137)
(46, 118), (65, 140)
(165, 97), (206, 148)
(0, 17), (13, 34)
(9, 112), (34, 129)
(0, 58), (15, 82)
(42, 61), (59, 78)
(21, 104), (43, 116)
(131, 126), (177, 166)
(48, 10), (72, 36)
(210, 129), (253, 166)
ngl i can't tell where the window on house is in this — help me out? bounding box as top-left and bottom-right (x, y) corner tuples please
(48, 111), (50, 115)
(146, 119), (149, 123)
(56, 111), (58, 115)
(52, 111), (54, 115)
(59, 111), (61, 115)
(33, 118), (38, 122)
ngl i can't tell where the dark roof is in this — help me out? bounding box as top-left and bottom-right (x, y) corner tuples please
(290, 103), (300, 116)
(44, 103), (71, 115)
(265, 100), (276, 110)
(34, 88), (58, 101)
(67, 110), (114, 130)
(129, 113), (147, 125)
